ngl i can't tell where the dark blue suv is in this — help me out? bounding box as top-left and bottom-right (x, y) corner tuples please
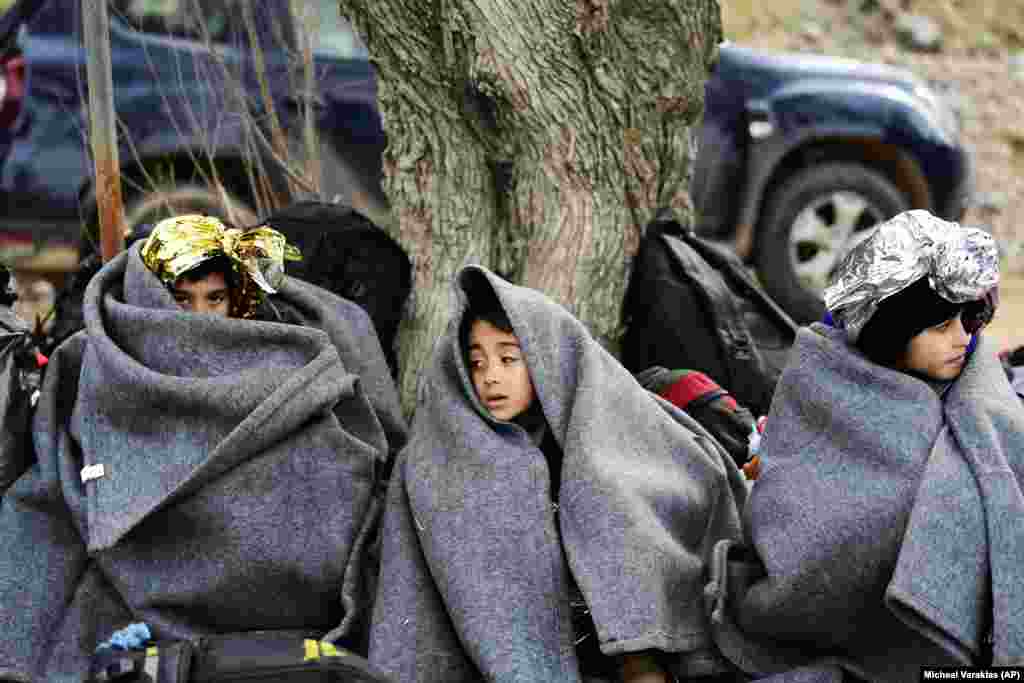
(0, 1), (970, 322)
(0, 0), (389, 262)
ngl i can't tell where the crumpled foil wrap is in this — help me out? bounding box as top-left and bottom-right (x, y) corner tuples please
(824, 210), (999, 343)
(140, 214), (301, 318)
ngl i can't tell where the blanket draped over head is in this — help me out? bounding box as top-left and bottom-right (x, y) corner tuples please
(0, 244), (406, 683)
(369, 266), (748, 682)
(705, 325), (1024, 682)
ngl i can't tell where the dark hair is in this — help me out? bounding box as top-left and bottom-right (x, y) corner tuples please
(176, 254), (236, 287)
(459, 305), (514, 361)
(857, 277), (963, 368)
(261, 202), (412, 376)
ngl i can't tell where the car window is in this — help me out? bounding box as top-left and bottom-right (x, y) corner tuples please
(110, 0), (234, 44)
(292, 0), (367, 59)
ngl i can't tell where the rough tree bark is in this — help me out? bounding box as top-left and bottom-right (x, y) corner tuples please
(336, 0), (722, 414)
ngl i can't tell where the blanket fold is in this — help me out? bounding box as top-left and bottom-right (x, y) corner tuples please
(0, 245), (405, 682)
(370, 266), (747, 682)
(887, 332), (1024, 665)
(707, 325), (1024, 681)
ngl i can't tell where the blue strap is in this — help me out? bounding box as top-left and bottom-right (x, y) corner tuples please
(95, 622), (151, 652)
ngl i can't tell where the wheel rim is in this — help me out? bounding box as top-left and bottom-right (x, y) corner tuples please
(124, 186), (258, 238)
(788, 191), (887, 294)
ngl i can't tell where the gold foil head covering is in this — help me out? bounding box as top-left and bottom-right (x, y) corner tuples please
(140, 214), (301, 318)
(824, 210), (999, 343)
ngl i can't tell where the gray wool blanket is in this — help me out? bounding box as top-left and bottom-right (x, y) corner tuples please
(0, 245), (406, 683)
(369, 266), (748, 682)
(706, 324), (1024, 682)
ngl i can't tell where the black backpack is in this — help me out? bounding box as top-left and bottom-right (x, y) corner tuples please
(262, 202), (411, 377)
(0, 305), (42, 492)
(622, 209), (799, 417)
(89, 632), (393, 682)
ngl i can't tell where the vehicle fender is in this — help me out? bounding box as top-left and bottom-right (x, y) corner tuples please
(78, 132), (253, 220)
(731, 80), (942, 260)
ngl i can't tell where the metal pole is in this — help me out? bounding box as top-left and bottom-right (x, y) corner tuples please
(82, 0), (124, 262)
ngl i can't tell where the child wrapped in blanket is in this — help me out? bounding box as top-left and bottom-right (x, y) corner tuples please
(0, 215), (406, 682)
(705, 210), (1024, 682)
(369, 265), (749, 682)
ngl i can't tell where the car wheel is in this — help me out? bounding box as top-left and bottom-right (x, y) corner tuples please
(122, 184), (259, 239)
(755, 162), (910, 324)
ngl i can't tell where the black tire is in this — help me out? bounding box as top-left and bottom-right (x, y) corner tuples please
(80, 184), (259, 261)
(754, 162), (910, 324)
(122, 184), (259, 238)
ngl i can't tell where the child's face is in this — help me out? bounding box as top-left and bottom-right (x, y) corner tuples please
(171, 271), (232, 316)
(467, 319), (536, 422)
(899, 312), (971, 380)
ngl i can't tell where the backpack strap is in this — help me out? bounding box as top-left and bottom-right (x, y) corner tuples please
(676, 232), (800, 340)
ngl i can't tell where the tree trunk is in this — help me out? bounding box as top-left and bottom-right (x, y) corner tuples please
(337, 0), (721, 415)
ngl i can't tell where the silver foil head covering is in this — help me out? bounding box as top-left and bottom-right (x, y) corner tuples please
(824, 210), (999, 343)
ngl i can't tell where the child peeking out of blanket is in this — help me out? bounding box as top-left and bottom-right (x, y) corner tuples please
(369, 265), (748, 683)
(461, 302), (655, 680)
(140, 214), (301, 319)
(0, 213), (408, 682)
(848, 258), (996, 383)
(167, 254), (235, 316)
(705, 210), (1024, 683)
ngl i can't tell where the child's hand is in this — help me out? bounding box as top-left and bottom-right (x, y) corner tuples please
(644, 368), (756, 467)
(742, 454), (761, 480)
(620, 652), (670, 683)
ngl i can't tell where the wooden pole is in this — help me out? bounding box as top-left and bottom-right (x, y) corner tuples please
(82, 0), (124, 262)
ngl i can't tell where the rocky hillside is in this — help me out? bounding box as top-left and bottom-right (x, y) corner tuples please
(723, 0), (1024, 267)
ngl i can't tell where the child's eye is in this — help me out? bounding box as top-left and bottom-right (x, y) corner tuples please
(469, 359), (484, 370)
(172, 293), (189, 304)
(501, 356), (519, 364)
(209, 293), (227, 304)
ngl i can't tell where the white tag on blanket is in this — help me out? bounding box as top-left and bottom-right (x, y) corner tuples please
(81, 463), (105, 483)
